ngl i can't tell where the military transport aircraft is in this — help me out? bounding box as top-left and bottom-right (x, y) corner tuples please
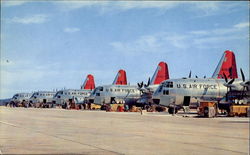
(88, 69), (138, 105)
(29, 91), (56, 108)
(152, 50), (250, 114)
(89, 62), (169, 106)
(10, 93), (32, 107)
(136, 61), (169, 105)
(53, 74), (95, 106)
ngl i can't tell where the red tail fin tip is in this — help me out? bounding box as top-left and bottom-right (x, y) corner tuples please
(82, 74), (95, 90)
(151, 62), (169, 85)
(113, 69), (127, 85)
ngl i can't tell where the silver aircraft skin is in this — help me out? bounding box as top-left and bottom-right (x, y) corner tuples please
(89, 85), (141, 105)
(11, 93), (32, 104)
(152, 78), (249, 111)
(29, 91), (56, 105)
(53, 89), (92, 105)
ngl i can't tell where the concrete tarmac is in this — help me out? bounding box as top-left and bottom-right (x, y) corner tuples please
(0, 107), (249, 155)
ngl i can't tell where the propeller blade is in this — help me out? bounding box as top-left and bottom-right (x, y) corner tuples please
(189, 71), (191, 78)
(228, 78), (235, 85)
(223, 72), (228, 83)
(240, 68), (245, 82)
(137, 83), (140, 88)
(147, 77), (150, 87)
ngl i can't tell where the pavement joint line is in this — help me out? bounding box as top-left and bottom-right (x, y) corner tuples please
(0, 120), (123, 155)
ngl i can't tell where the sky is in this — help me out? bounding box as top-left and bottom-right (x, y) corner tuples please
(0, 1), (249, 99)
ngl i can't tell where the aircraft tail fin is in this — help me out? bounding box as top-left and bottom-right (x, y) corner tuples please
(112, 69), (127, 85)
(81, 74), (95, 90)
(212, 50), (238, 79)
(150, 61), (169, 85)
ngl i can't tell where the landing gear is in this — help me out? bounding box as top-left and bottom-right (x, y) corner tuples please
(168, 107), (178, 114)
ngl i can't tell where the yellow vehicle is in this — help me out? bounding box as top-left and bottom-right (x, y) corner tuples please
(198, 102), (217, 117)
(229, 105), (250, 117)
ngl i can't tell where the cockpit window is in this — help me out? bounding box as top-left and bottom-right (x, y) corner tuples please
(55, 91), (63, 97)
(92, 88), (97, 95)
(163, 81), (173, 88)
(158, 85), (163, 93)
(99, 87), (103, 91)
(31, 93), (38, 98)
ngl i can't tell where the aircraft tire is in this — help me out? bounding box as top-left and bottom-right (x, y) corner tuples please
(168, 107), (178, 114)
(204, 107), (209, 117)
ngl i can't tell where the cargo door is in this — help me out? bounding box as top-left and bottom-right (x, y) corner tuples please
(183, 96), (190, 106)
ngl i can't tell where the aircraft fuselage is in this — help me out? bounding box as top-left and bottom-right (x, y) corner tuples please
(152, 78), (247, 107)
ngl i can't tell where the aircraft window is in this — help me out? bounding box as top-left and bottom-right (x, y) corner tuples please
(99, 87), (103, 91)
(106, 89), (109, 92)
(158, 85), (163, 92)
(164, 82), (173, 88)
(163, 90), (169, 95)
(96, 93), (100, 96)
(110, 89), (113, 92)
(92, 88), (97, 95)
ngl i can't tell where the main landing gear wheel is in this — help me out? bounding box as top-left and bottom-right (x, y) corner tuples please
(168, 107), (178, 114)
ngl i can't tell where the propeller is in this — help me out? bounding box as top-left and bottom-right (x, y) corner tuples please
(137, 81), (144, 89)
(137, 81), (144, 94)
(188, 71), (192, 78)
(223, 72), (235, 101)
(223, 72), (228, 83)
(239, 68), (250, 99)
(144, 77), (151, 88)
(240, 68), (245, 82)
